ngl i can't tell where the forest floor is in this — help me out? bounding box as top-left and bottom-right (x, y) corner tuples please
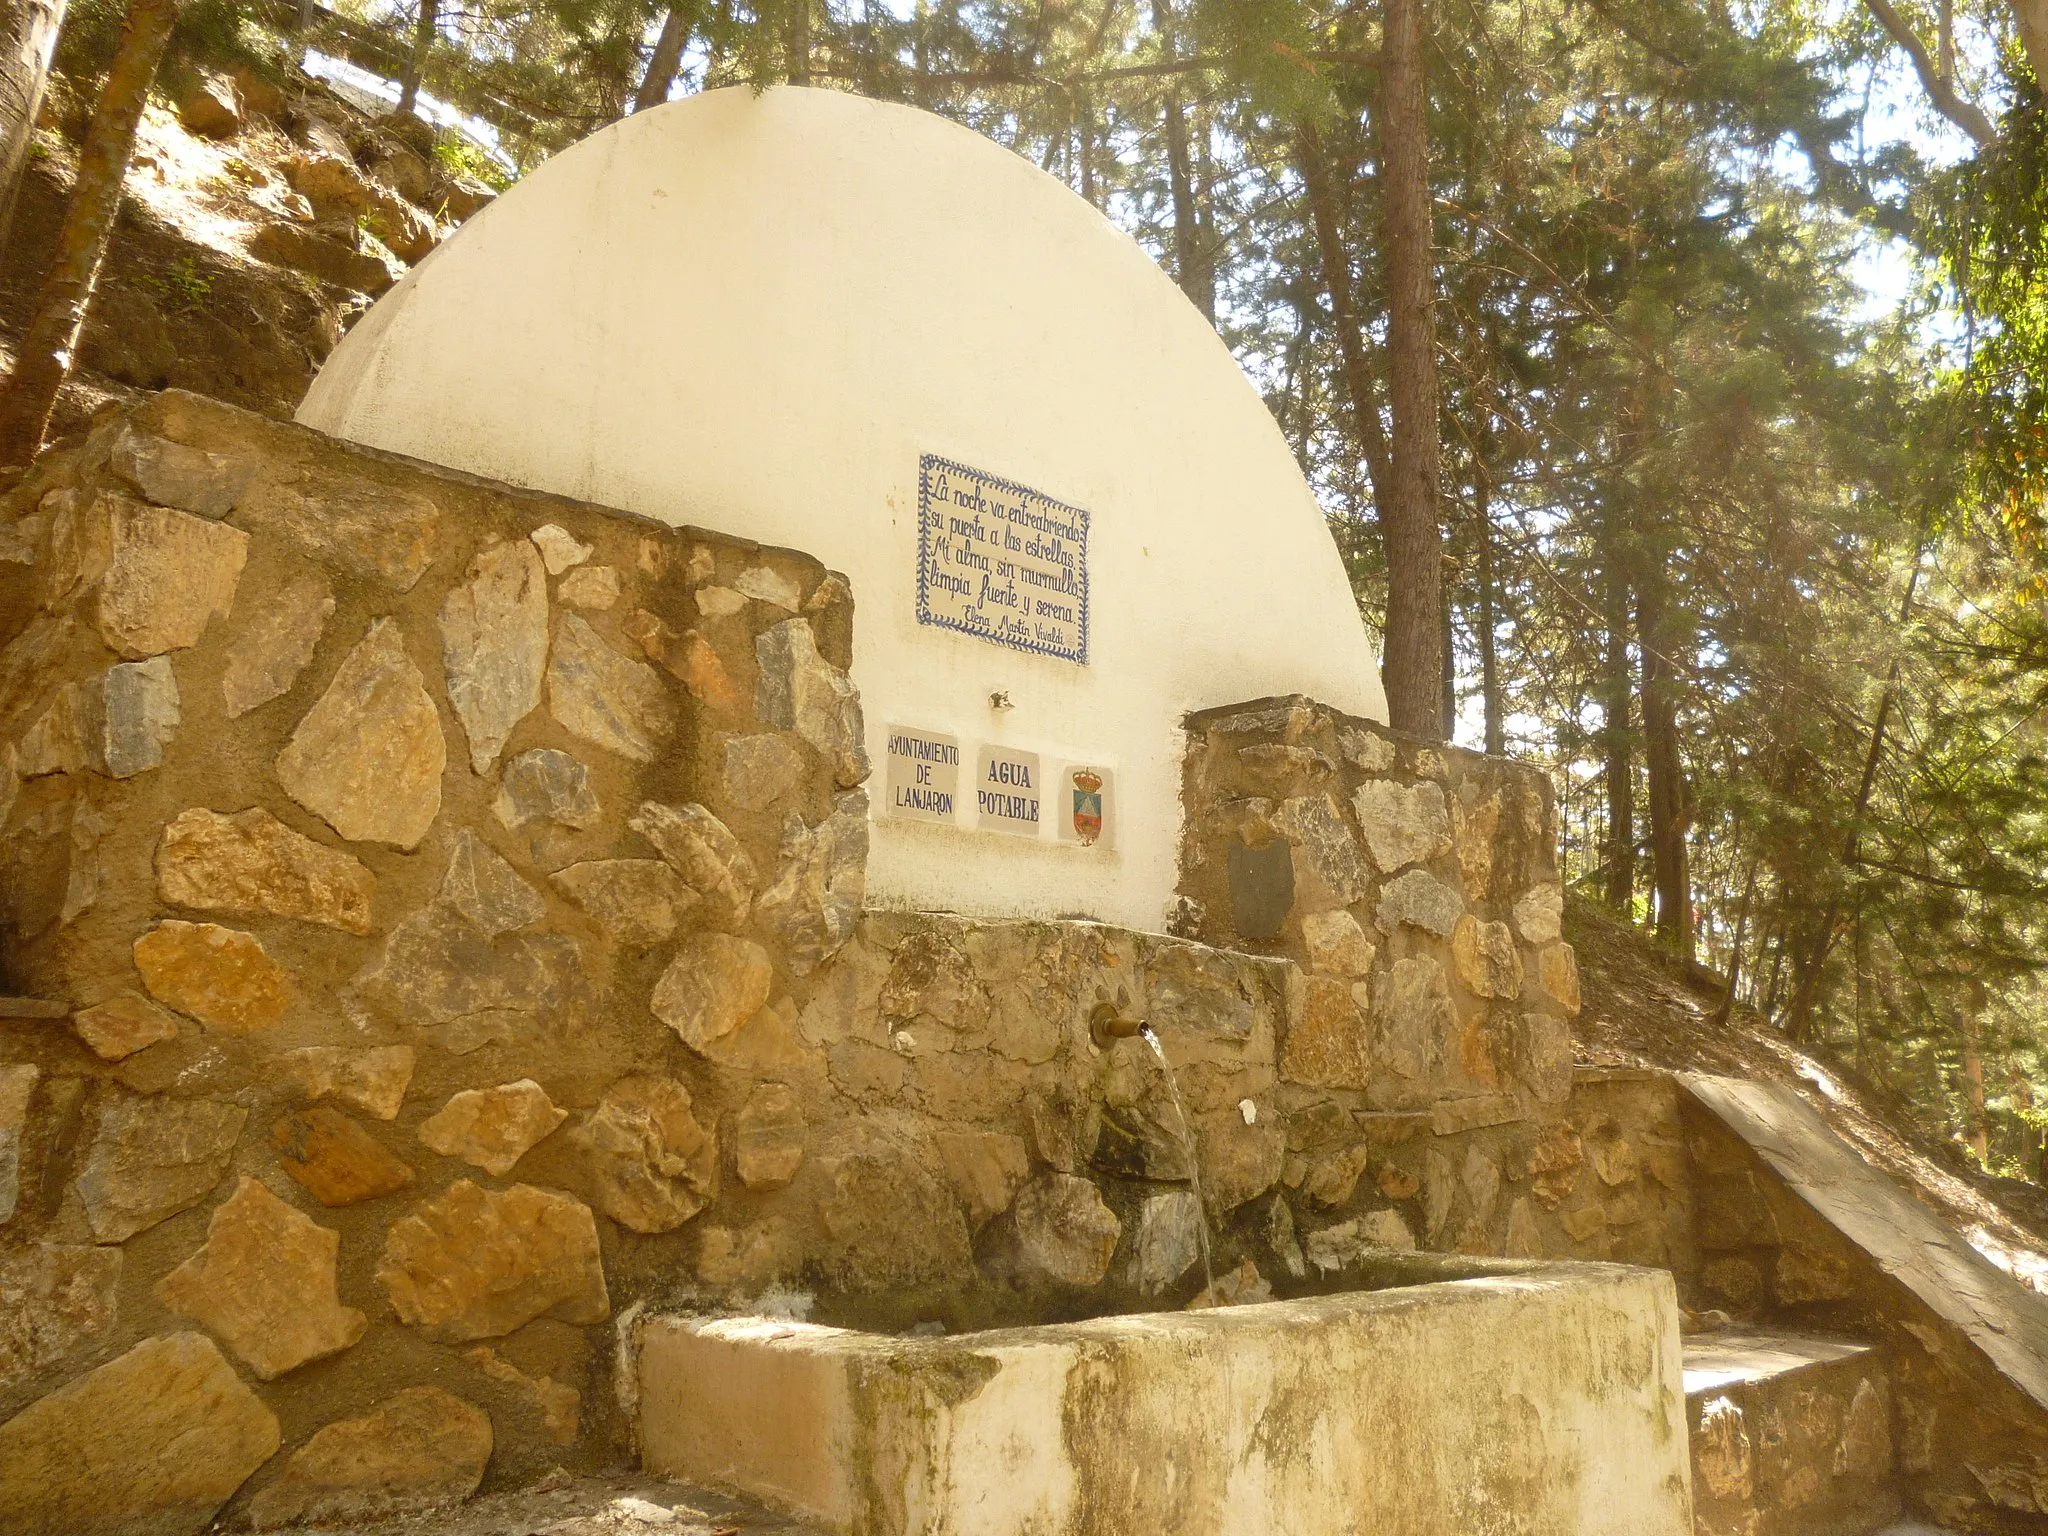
(1565, 895), (2048, 1295)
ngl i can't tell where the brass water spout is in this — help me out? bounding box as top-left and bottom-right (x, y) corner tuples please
(1090, 1000), (1148, 1050)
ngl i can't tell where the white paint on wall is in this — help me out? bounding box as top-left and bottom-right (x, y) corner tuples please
(299, 84), (1386, 931)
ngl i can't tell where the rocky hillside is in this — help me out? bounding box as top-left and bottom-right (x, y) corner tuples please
(0, 62), (500, 440)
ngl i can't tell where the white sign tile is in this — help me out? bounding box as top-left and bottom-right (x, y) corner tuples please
(974, 744), (1044, 836)
(884, 725), (961, 823)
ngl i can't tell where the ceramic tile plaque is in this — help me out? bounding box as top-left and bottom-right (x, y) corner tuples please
(917, 455), (1089, 663)
(975, 744), (1043, 836)
(883, 725), (961, 823)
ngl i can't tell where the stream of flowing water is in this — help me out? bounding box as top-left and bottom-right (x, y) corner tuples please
(1140, 1024), (1215, 1300)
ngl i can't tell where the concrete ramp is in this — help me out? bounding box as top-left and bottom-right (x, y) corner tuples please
(1680, 1073), (2048, 1414)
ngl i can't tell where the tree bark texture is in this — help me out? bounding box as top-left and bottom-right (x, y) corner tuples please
(1639, 575), (1693, 958)
(1377, 0), (1446, 738)
(1762, 925), (1788, 1017)
(398, 0), (437, 113)
(786, 0), (811, 83)
(1440, 584), (1455, 740)
(1602, 564), (1634, 912)
(634, 3), (694, 112)
(0, 0), (64, 258)
(1194, 97), (1218, 304)
(1474, 452), (1504, 756)
(1961, 976), (1990, 1164)
(0, 0), (178, 467)
(1153, 0), (1210, 322)
(1294, 122), (1391, 502)
(1081, 116), (1096, 203)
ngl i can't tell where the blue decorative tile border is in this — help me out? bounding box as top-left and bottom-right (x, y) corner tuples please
(917, 454), (1090, 665)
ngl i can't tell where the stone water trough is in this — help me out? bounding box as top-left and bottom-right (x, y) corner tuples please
(639, 1254), (1694, 1536)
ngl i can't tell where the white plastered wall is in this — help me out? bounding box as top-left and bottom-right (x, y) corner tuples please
(299, 84), (1386, 931)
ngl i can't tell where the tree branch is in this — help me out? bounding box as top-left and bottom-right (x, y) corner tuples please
(813, 46), (1382, 93)
(1861, 0), (1996, 146)
(1848, 853), (2028, 897)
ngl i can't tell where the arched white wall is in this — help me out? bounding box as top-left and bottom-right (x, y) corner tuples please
(299, 84), (1386, 932)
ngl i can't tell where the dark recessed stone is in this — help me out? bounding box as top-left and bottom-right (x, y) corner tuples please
(1227, 838), (1294, 940)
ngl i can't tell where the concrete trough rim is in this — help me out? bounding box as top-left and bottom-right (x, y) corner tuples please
(655, 1255), (1662, 1357)
(639, 1255), (1691, 1535)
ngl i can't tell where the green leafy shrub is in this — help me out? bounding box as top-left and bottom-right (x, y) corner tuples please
(431, 132), (512, 191)
(134, 255), (212, 317)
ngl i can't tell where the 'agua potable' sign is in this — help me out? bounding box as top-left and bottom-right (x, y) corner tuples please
(890, 457), (1114, 846)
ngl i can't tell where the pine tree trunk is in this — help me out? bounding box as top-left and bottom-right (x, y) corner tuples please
(1602, 564), (1634, 912)
(786, 0), (810, 83)
(1194, 98), (1218, 307)
(1961, 976), (1990, 1164)
(633, 3), (693, 112)
(1782, 532), (1928, 1040)
(1078, 88), (1096, 206)
(1853, 907), (1870, 1071)
(1711, 858), (1759, 1026)
(398, 0), (437, 114)
(1762, 925), (1788, 1016)
(1294, 123), (1391, 503)
(912, 0), (928, 102)
(1639, 577), (1692, 958)
(1377, 0), (1445, 739)
(0, 0), (65, 257)
(0, 0), (178, 467)
(1153, 0), (1210, 322)
(1475, 455), (1503, 756)
(1440, 587), (1455, 740)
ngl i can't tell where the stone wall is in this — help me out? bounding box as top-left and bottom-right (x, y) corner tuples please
(1177, 695), (1573, 1115)
(1686, 1332), (1896, 1536)
(0, 390), (875, 1533)
(0, 392), (1684, 1534)
(1686, 1097), (2048, 1530)
(1174, 696), (1690, 1277)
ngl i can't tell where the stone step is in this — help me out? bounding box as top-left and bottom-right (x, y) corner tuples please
(0, 997), (68, 1018)
(1684, 1329), (1899, 1536)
